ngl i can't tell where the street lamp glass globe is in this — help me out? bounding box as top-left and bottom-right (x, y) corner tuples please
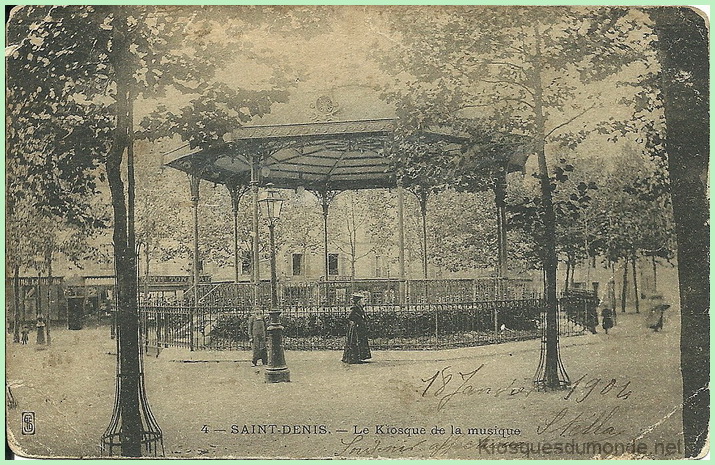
(258, 183), (284, 221)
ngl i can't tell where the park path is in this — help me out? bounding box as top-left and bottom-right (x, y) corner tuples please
(6, 303), (683, 459)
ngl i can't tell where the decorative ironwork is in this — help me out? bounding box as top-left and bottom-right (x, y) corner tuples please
(314, 95), (338, 115)
(138, 279), (592, 353)
(532, 290), (597, 391)
(231, 118), (395, 140)
(101, 311), (164, 457)
(163, 119), (409, 191)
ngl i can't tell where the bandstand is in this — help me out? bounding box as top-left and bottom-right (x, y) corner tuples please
(140, 112), (595, 355)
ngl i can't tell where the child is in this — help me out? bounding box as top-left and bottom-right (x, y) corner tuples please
(20, 326), (29, 345)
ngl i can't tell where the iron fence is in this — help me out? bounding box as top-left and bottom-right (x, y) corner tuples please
(139, 292), (594, 352)
(180, 277), (537, 308)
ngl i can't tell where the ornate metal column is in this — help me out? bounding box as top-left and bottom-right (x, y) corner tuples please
(189, 173), (201, 352)
(228, 182), (249, 283)
(250, 157), (260, 308)
(321, 191), (339, 278)
(415, 188), (430, 303)
(322, 197), (330, 282)
(311, 188), (338, 304)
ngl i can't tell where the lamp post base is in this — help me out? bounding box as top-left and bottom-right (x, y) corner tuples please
(265, 310), (290, 383)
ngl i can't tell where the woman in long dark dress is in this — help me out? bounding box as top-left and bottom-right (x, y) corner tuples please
(342, 293), (371, 364)
(36, 315), (46, 345)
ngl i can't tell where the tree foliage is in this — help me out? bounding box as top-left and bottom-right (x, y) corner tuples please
(6, 6), (329, 455)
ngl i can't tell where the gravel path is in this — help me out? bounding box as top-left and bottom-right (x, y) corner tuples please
(6, 304), (684, 459)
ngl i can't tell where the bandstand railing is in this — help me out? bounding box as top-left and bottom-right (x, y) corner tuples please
(138, 279), (596, 352)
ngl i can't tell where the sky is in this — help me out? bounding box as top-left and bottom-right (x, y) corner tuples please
(132, 5), (661, 163)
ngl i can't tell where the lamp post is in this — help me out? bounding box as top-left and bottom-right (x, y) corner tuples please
(258, 184), (290, 383)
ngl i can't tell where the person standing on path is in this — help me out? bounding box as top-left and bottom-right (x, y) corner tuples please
(601, 306), (615, 334)
(647, 295), (670, 332)
(248, 308), (268, 366)
(36, 315), (46, 345)
(342, 293), (371, 364)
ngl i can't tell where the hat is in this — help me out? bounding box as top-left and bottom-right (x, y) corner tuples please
(648, 294), (670, 311)
(352, 292), (363, 299)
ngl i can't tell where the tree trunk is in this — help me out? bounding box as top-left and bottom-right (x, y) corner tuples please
(419, 190), (428, 280)
(228, 183), (247, 284)
(12, 264), (20, 343)
(652, 255), (658, 293)
(532, 23), (564, 388)
(21, 286), (27, 327)
(35, 270), (41, 321)
(106, 17), (142, 455)
(621, 260), (628, 313)
(144, 249), (151, 300)
(631, 254), (640, 313)
(564, 258), (571, 293)
(493, 174), (508, 277)
(46, 252), (52, 346)
(651, 7), (709, 457)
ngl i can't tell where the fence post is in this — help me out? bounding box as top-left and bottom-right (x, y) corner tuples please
(143, 305), (149, 354)
(189, 303), (195, 351)
(493, 304), (499, 336)
(434, 303), (439, 348)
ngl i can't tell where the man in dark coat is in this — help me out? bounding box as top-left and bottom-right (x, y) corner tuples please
(248, 309), (268, 366)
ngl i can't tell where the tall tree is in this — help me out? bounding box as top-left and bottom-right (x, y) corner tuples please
(379, 6), (647, 388)
(6, 5), (325, 456)
(649, 7), (709, 458)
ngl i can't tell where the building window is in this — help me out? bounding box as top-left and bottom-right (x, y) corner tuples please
(292, 253), (304, 276)
(328, 253), (339, 276)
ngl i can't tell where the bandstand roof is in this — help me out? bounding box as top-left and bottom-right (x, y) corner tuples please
(164, 118), (531, 192)
(164, 118), (476, 192)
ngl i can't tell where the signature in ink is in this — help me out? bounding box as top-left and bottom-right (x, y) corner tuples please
(536, 406), (625, 437)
